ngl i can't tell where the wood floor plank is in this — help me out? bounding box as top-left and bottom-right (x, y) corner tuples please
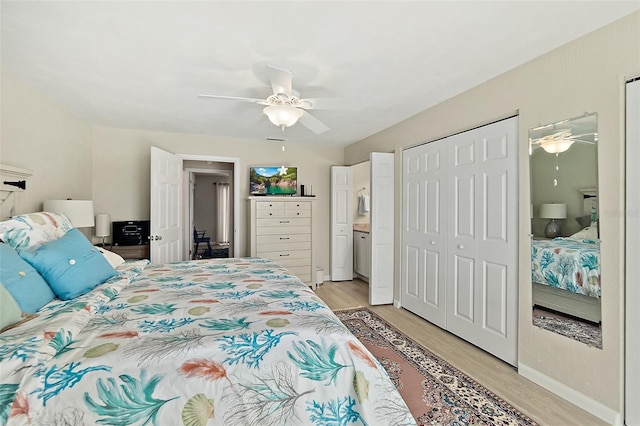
(315, 279), (606, 426)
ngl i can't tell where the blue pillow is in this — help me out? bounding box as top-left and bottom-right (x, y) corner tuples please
(0, 243), (55, 313)
(19, 228), (117, 300)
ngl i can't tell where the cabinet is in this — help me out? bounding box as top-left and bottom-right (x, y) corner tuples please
(353, 231), (370, 280)
(108, 244), (150, 260)
(248, 197), (313, 285)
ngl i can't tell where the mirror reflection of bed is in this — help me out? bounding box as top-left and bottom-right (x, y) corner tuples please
(529, 113), (601, 348)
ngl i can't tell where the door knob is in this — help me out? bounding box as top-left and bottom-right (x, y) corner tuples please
(430, 241), (436, 245)
(458, 244), (464, 249)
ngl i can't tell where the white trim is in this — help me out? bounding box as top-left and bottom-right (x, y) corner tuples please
(625, 77), (640, 426)
(518, 363), (621, 425)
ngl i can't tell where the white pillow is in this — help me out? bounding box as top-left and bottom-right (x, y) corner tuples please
(569, 226), (598, 240)
(97, 247), (126, 268)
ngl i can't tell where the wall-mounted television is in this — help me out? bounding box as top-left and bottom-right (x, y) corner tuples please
(250, 166), (297, 196)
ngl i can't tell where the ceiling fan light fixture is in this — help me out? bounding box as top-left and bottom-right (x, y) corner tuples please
(263, 104), (303, 128)
(540, 138), (575, 154)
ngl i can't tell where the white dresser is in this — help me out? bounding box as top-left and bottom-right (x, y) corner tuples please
(248, 197), (314, 285)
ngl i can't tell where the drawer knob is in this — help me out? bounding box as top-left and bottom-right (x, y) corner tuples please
(269, 213), (272, 216)
(279, 237), (290, 240)
(280, 253), (290, 257)
(280, 220), (290, 224)
(297, 213), (300, 215)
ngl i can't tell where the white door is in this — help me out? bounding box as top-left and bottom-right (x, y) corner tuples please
(400, 117), (518, 365)
(150, 147), (183, 264)
(369, 152), (395, 305)
(626, 77), (640, 426)
(330, 166), (353, 281)
(402, 141), (448, 328)
(446, 118), (518, 365)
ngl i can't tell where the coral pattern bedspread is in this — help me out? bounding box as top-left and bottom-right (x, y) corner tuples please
(1, 258), (414, 426)
(531, 238), (601, 298)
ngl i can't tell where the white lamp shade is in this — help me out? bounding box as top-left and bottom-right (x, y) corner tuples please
(263, 105), (304, 127)
(539, 203), (567, 219)
(43, 200), (95, 227)
(95, 214), (111, 237)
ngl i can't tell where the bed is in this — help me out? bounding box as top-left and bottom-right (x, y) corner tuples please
(531, 235), (601, 323)
(0, 212), (415, 425)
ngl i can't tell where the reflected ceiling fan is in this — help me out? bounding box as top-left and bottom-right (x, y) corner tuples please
(530, 129), (597, 154)
(198, 65), (329, 134)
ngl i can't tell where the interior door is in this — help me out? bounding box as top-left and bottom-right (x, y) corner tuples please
(369, 152), (395, 305)
(626, 77), (640, 426)
(445, 117), (518, 366)
(402, 141), (448, 328)
(330, 166), (353, 281)
(150, 146), (183, 263)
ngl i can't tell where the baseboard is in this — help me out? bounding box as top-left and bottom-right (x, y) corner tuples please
(393, 299), (401, 308)
(518, 363), (621, 425)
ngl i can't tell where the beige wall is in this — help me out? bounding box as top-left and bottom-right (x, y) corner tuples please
(345, 12), (640, 419)
(0, 69), (93, 218)
(91, 125), (343, 273)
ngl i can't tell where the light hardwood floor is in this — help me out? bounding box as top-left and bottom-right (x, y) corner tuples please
(315, 279), (606, 426)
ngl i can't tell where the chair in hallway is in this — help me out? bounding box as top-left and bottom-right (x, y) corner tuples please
(193, 227), (212, 259)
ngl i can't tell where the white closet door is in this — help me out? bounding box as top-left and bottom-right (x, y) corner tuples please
(401, 117), (518, 366)
(475, 118), (518, 364)
(402, 142), (448, 328)
(330, 166), (353, 281)
(369, 152), (394, 305)
(445, 118), (518, 365)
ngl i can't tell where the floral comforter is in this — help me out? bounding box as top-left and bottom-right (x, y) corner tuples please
(1, 257), (415, 426)
(531, 238), (601, 298)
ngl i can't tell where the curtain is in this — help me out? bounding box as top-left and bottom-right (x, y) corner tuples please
(213, 182), (230, 244)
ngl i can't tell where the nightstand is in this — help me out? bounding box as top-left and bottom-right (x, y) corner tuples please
(108, 244), (150, 260)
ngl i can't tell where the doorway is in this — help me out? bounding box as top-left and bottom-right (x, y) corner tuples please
(184, 160), (235, 260)
(190, 170), (232, 259)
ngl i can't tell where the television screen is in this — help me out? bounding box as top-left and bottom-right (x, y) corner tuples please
(250, 166), (297, 195)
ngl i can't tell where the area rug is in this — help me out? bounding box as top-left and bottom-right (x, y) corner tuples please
(335, 308), (537, 426)
(532, 309), (602, 349)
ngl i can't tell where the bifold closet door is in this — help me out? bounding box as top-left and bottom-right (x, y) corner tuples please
(401, 116), (518, 366)
(446, 118), (518, 366)
(402, 142), (448, 328)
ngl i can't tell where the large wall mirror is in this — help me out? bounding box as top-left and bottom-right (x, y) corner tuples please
(529, 113), (601, 348)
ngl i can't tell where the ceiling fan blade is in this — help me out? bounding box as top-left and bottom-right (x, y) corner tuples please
(198, 94), (269, 105)
(266, 65), (293, 97)
(298, 110), (329, 134)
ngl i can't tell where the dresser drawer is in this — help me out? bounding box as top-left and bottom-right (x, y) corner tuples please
(257, 234), (311, 245)
(257, 226), (310, 236)
(256, 202), (284, 218)
(257, 241), (311, 252)
(257, 249), (311, 261)
(257, 217), (310, 227)
(271, 257), (312, 269)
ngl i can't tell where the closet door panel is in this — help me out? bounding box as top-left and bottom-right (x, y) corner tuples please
(474, 118), (518, 366)
(483, 260), (508, 337)
(402, 144), (447, 328)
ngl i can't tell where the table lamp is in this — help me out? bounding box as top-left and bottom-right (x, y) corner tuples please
(540, 203), (566, 238)
(95, 213), (111, 247)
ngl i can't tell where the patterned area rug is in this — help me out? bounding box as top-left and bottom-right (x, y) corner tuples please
(532, 309), (602, 349)
(335, 308), (537, 426)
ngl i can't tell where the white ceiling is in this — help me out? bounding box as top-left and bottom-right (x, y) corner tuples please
(2, 1), (638, 147)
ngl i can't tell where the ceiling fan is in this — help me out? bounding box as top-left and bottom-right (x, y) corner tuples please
(530, 129), (597, 154)
(198, 65), (329, 134)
